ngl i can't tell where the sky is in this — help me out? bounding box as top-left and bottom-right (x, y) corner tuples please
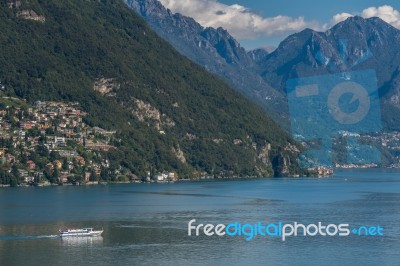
(158, 0), (400, 50)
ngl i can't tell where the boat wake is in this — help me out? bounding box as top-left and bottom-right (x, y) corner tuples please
(0, 234), (59, 241)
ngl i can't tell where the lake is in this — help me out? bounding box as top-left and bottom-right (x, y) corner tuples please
(0, 170), (399, 266)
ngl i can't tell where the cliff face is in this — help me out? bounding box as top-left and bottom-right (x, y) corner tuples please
(7, 0), (45, 22)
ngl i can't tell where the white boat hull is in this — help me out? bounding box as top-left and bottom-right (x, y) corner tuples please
(59, 228), (103, 237)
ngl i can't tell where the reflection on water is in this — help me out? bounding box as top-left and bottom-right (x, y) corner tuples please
(0, 171), (399, 265)
(60, 236), (103, 247)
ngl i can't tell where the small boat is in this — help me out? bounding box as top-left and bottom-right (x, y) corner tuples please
(59, 228), (103, 237)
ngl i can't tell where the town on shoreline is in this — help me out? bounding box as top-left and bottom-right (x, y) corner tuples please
(0, 96), (182, 187)
(2, 95), (397, 188)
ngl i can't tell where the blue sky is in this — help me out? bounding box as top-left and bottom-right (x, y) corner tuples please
(218, 0), (400, 21)
(159, 0), (400, 50)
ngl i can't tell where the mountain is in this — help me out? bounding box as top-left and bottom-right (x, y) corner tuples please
(259, 16), (400, 92)
(123, 3), (400, 132)
(115, 2), (400, 167)
(0, 0), (303, 178)
(127, 1), (400, 133)
(247, 48), (269, 69)
(256, 17), (400, 129)
(253, 16), (400, 165)
(124, 0), (286, 121)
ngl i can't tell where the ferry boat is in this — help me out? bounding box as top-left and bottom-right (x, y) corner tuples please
(59, 228), (103, 237)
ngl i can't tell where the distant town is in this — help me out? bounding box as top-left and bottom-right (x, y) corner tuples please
(0, 96), (177, 187)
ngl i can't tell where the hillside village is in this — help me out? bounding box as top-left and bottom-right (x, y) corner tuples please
(0, 95), (176, 187)
(2, 92), (400, 187)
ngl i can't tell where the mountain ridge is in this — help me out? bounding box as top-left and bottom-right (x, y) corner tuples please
(260, 16), (400, 91)
(124, 0), (286, 121)
(257, 16), (400, 131)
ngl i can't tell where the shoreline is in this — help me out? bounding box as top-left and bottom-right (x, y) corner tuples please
(0, 175), (329, 188)
(3, 167), (400, 188)
(0, 176), (289, 188)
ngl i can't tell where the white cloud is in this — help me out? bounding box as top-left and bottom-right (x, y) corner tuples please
(157, 1), (400, 43)
(331, 5), (400, 29)
(331, 12), (353, 24)
(158, 0), (318, 39)
(362, 5), (400, 28)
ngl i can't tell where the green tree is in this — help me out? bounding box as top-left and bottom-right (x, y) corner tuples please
(62, 158), (68, 171)
(89, 168), (98, 182)
(51, 167), (60, 184)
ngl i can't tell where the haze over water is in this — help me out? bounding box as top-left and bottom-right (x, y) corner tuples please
(0, 170), (399, 266)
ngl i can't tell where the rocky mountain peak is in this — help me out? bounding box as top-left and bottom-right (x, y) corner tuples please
(126, 0), (165, 17)
(248, 48), (269, 66)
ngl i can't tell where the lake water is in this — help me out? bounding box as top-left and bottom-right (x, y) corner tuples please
(0, 170), (399, 266)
